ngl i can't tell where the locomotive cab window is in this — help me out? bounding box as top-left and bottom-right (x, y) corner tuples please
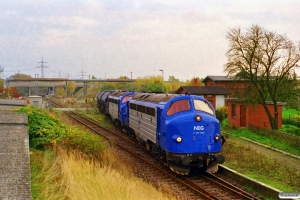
(193, 100), (214, 115)
(122, 95), (132, 103)
(167, 100), (190, 116)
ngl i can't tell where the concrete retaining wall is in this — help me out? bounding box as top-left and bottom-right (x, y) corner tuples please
(219, 165), (281, 200)
(0, 113), (31, 200)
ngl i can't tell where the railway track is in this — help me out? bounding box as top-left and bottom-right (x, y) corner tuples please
(44, 97), (262, 200)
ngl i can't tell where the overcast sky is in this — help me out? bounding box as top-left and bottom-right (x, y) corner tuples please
(0, 0), (300, 81)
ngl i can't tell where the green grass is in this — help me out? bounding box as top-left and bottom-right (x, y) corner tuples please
(222, 139), (300, 192)
(30, 150), (58, 199)
(222, 127), (300, 156)
(76, 109), (115, 129)
(282, 108), (299, 119)
(280, 124), (300, 136)
(281, 108), (300, 134)
(221, 112), (300, 193)
(222, 109), (300, 156)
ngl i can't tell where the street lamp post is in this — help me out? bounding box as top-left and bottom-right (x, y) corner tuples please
(159, 69), (164, 93)
(131, 72), (133, 91)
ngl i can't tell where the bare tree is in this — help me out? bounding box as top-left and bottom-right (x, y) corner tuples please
(224, 25), (300, 129)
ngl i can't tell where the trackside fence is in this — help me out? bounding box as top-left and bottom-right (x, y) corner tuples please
(248, 124), (300, 147)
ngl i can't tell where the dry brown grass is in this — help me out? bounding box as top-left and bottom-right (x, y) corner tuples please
(33, 147), (175, 200)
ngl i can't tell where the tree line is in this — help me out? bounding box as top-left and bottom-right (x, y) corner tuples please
(0, 73), (203, 97)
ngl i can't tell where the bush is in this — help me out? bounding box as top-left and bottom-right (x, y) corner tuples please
(221, 118), (228, 127)
(216, 106), (228, 123)
(16, 105), (106, 160)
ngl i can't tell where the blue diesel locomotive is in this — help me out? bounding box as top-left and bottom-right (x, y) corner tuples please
(97, 91), (225, 175)
(108, 91), (135, 127)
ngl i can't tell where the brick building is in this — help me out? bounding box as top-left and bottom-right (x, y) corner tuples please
(227, 99), (284, 129)
(203, 75), (285, 129)
(202, 75), (246, 99)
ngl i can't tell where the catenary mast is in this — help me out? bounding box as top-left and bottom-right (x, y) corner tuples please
(36, 57), (48, 78)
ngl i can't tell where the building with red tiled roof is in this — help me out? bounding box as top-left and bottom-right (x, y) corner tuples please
(202, 75), (246, 99)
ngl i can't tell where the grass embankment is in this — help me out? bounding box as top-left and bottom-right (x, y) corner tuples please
(221, 119), (300, 192)
(30, 149), (172, 200)
(281, 108), (300, 137)
(17, 105), (174, 200)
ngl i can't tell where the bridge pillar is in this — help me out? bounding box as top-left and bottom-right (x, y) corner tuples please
(84, 82), (87, 96)
(65, 86), (68, 97)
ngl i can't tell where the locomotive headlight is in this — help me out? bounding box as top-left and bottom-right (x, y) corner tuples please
(176, 137), (182, 143)
(195, 115), (202, 122)
(172, 135), (182, 143)
(214, 135), (220, 142)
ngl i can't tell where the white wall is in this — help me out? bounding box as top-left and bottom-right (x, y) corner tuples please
(216, 95), (225, 108)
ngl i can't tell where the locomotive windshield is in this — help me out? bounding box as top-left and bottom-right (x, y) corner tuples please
(167, 100), (190, 116)
(193, 100), (214, 115)
(122, 95), (132, 103)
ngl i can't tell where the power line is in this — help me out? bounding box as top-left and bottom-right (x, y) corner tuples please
(78, 69), (88, 79)
(65, 73), (72, 78)
(3, 67), (36, 72)
(36, 57), (49, 78)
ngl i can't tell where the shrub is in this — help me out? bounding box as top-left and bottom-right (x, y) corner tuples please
(216, 106), (228, 123)
(16, 105), (106, 160)
(221, 118), (228, 127)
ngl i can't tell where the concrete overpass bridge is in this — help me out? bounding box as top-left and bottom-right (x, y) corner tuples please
(5, 78), (134, 96)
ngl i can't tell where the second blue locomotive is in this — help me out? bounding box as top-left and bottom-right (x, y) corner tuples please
(96, 90), (225, 175)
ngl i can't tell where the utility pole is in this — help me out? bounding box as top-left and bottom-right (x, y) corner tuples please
(159, 69), (164, 93)
(36, 57), (49, 78)
(78, 69), (87, 79)
(65, 73), (71, 78)
(0, 66), (3, 77)
(131, 72), (133, 91)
